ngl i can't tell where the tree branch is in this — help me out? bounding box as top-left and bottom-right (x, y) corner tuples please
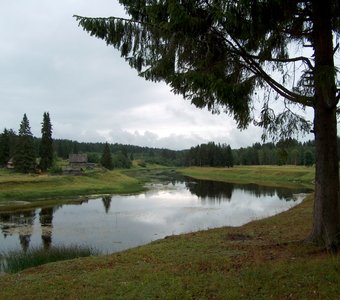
(246, 53), (314, 71)
(73, 15), (154, 29)
(217, 30), (314, 107)
(334, 43), (340, 54)
(75, 14), (315, 108)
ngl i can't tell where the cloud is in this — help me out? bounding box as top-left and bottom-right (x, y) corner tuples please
(1, 0), (316, 151)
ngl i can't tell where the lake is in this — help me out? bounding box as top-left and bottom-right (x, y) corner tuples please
(0, 177), (310, 255)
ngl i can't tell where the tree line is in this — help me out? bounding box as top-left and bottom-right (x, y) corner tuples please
(51, 137), (322, 168)
(232, 139), (318, 167)
(1, 114), (329, 173)
(184, 142), (233, 167)
(0, 114), (134, 173)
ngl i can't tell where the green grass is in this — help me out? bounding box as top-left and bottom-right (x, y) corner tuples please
(0, 168), (144, 209)
(179, 165), (315, 189)
(0, 194), (338, 299)
(0, 165), (338, 299)
(1, 245), (98, 273)
(0, 165), (314, 208)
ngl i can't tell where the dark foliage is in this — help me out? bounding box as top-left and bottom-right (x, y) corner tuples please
(0, 129), (11, 166)
(14, 114), (36, 173)
(185, 142), (233, 167)
(100, 142), (113, 169)
(39, 112), (54, 171)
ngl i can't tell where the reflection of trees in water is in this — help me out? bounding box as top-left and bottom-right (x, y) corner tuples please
(0, 206), (60, 251)
(19, 234), (30, 252)
(234, 183), (309, 201)
(39, 207), (55, 250)
(0, 210), (36, 252)
(145, 172), (306, 204)
(185, 180), (234, 204)
(184, 179), (310, 203)
(0, 210), (36, 226)
(102, 196), (112, 214)
(238, 184), (275, 198)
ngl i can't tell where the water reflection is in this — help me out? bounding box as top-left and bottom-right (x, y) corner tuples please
(0, 210), (35, 252)
(102, 196), (112, 214)
(39, 207), (54, 250)
(183, 178), (305, 204)
(185, 180), (233, 203)
(0, 178), (310, 255)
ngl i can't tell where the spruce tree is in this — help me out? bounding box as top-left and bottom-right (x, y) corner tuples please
(304, 150), (314, 167)
(14, 114), (36, 173)
(39, 112), (54, 171)
(72, 142), (79, 154)
(0, 129), (11, 167)
(75, 1), (340, 249)
(101, 142), (113, 170)
(225, 145), (233, 168)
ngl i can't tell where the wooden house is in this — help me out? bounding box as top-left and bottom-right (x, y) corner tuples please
(68, 154), (88, 170)
(62, 154), (88, 175)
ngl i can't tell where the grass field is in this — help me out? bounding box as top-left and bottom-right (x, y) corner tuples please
(179, 165), (315, 188)
(0, 165), (339, 299)
(0, 168), (144, 211)
(0, 193), (338, 299)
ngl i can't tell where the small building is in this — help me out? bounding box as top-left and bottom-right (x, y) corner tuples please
(63, 154), (88, 175)
(69, 154), (88, 170)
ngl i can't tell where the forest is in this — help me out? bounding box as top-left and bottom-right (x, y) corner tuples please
(0, 115), (328, 170)
(51, 137), (319, 167)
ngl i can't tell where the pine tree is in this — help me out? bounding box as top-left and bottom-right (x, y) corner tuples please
(101, 142), (113, 170)
(72, 142), (79, 154)
(39, 112), (54, 171)
(225, 145), (234, 168)
(304, 150), (314, 167)
(75, 1), (340, 249)
(0, 128), (11, 167)
(14, 114), (36, 173)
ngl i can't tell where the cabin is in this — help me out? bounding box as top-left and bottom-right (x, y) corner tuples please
(63, 154), (88, 175)
(69, 154), (88, 170)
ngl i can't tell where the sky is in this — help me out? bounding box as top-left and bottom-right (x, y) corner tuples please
(0, 0), (315, 150)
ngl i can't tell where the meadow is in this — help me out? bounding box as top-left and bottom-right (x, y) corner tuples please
(0, 168), (144, 211)
(179, 165), (315, 188)
(0, 165), (339, 299)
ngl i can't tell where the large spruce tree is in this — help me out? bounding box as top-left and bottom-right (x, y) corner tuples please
(14, 114), (36, 173)
(39, 112), (54, 171)
(75, 1), (340, 249)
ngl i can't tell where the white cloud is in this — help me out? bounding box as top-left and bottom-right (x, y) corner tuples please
(1, 0), (316, 151)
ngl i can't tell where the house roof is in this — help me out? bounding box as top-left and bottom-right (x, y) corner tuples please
(69, 154), (88, 163)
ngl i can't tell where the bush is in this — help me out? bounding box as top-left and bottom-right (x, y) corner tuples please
(138, 160), (147, 168)
(48, 166), (63, 175)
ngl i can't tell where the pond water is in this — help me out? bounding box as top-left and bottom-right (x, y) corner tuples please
(0, 177), (310, 255)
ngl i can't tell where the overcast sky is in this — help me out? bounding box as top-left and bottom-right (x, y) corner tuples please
(0, 0), (316, 150)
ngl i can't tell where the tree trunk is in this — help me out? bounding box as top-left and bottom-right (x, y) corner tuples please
(309, 0), (340, 249)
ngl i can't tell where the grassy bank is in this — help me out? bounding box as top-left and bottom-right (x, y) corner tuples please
(0, 194), (338, 299)
(1, 165), (338, 299)
(179, 165), (315, 189)
(0, 165), (313, 207)
(0, 168), (144, 208)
